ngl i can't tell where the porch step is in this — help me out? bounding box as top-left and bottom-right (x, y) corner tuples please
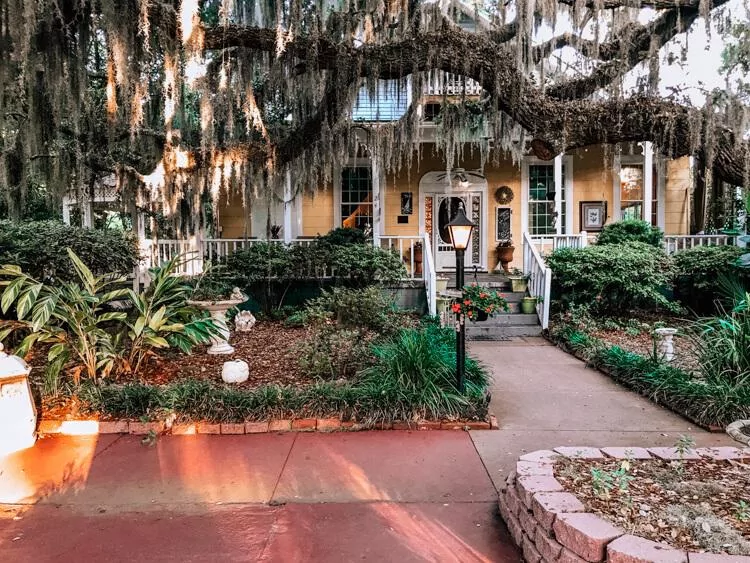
(472, 314), (539, 326)
(466, 324), (543, 340)
(444, 270), (511, 290)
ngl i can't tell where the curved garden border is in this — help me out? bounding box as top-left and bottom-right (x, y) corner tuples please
(499, 447), (750, 563)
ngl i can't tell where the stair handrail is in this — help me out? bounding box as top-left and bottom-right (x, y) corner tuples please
(422, 233), (437, 316)
(522, 231), (551, 330)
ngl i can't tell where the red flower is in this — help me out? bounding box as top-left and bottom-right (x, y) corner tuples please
(467, 310), (474, 318)
(479, 292), (488, 299)
(485, 307), (492, 313)
(464, 299), (472, 306)
(451, 303), (461, 313)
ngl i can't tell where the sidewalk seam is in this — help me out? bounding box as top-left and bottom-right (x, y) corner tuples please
(268, 432), (298, 503)
(469, 431), (500, 495)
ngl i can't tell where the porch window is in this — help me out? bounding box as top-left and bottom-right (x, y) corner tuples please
(341, 167), (373, 230)
(620, 164), (658, 225)
(528, 164), (566, 235)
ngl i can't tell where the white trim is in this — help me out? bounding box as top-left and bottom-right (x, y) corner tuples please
(613, 146), (663, 226)
(372, 155), (382, 241)
(334, 157), (372, 229)
(283, 170), (293, 243)
(643, 142), (654, 224)
(521, 155), (574, 235)
(554, 155), (563, 235)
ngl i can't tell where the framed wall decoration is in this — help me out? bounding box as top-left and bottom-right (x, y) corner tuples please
(400, 192), (413, 215)
(580, 201), (607, 232)
(495, 207), (512, 242)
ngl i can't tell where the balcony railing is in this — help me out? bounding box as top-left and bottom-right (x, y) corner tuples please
(423, 71), (483, 97)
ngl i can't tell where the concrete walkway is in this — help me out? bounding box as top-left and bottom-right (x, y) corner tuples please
(0, 338), (736, 561)
(468, 337), (735, 491)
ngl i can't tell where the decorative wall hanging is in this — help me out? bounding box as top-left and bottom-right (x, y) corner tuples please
(495, 185), (514, 205)
(400, 192), (413, 215)
(496, 207), (512, 242)
(580, 201), (607, 231)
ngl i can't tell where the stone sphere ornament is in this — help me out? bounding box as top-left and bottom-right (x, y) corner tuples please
(222, 360), (250, 384)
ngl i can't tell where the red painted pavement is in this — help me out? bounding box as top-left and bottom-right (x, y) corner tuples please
(0, 431), (519, 562)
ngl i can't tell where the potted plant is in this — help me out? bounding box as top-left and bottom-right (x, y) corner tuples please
(520, 295), (539, 314)
(495, 240), (515, 273)
(452, 283), (510, 322)
(436, 275), (449, 293)
(187, 268), (246, 355)
(507, 267), (529, 293)
(405, 242), (423, 276)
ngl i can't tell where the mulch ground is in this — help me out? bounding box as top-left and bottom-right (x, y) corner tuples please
(584, 316), (699, 372)
(29, 321), (314, 420)
(136, 321), (310, 387)
(555, 457), (750, 555)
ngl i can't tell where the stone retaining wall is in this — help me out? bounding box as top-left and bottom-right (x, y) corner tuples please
(499, 447), (750, 563)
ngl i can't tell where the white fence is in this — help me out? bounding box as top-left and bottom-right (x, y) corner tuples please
(135, 236), (437, 313)
(522, 232), (552, 330)
(663, 235), (732, 255)
(529, 232), (589, 256)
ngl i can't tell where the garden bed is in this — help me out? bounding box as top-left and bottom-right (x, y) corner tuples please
(500, 447), (750, 563)
(555, 455), (750, 555)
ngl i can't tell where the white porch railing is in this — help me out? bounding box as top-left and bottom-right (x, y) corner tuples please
(529, 232), (589, 256)
(422, 233), (437, 316)
(523, 232), (552, 330)
(663, 235), (732, 255)
(423, 71), (483, 96)
(377, 236), (425, 280)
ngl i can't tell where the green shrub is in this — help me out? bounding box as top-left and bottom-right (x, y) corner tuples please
(297, 326), (374, 379)
(0, 220), (138, 283)
(673, 245), (748, 312)
(357, 324), (490, 421)
(595, 220), (663, 247)
(316, 227), (368, 246)
(689, 292), (750, 386)
(546, 242), (677, 314)
(329, 244), (406, 287)
(303, 286), (412, 334)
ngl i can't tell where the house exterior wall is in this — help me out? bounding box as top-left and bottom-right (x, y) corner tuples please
(664, 157), (691, 235)
(216, 144), (693, 266)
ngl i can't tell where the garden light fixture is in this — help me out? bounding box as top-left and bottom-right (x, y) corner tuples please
(447, 205), (475, 393)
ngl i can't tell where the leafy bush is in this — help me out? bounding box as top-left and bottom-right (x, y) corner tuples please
(546, 242), (677, 314)
(329, 244), (405, 287)
(316, 227), (368, 246)
(0, 220), (138, 283)
(224, 240), (406, 312)
(302, 286), (412, 334)
(297, 326), (374, 379)
(595, 220), (663, 247)
(0, 251), (217, 389)
(551, 323), (750, 427)
(673, 245), (748, 312)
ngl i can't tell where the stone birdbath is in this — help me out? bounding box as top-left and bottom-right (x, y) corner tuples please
(188, 287), (246, 355)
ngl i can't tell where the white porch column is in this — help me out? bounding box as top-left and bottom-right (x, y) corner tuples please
(283, 170), (294, 243)
(371, 154), (382, 244)
(554, 154), (563, 235)
(82, 198), (93, 228)
(643, 142), (654, 224)
(62, 195), (71, 225)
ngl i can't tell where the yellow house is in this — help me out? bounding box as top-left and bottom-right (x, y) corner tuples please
(215, 141), (693, 275)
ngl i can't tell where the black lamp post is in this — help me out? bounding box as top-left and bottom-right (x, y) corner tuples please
(447, 205), (475, 393)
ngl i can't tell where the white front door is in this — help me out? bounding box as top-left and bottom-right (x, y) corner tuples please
(428, 192), (484, 271)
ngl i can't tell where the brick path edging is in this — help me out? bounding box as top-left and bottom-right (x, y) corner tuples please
(499, 447), (750, 563)
(37, 414), (499, 436)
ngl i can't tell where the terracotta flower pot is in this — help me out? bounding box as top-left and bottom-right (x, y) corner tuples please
(496, 246), (515, 273)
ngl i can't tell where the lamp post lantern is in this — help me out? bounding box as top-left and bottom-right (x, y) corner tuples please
(447, 204), (475, 393)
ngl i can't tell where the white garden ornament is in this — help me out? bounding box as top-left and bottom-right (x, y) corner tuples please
(222, 360), (250, 384)
(187, 287), (246, 355)
(234, 311), (257, 332)
(0, 343), (37, 455)
(654, 327), (678, 363)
